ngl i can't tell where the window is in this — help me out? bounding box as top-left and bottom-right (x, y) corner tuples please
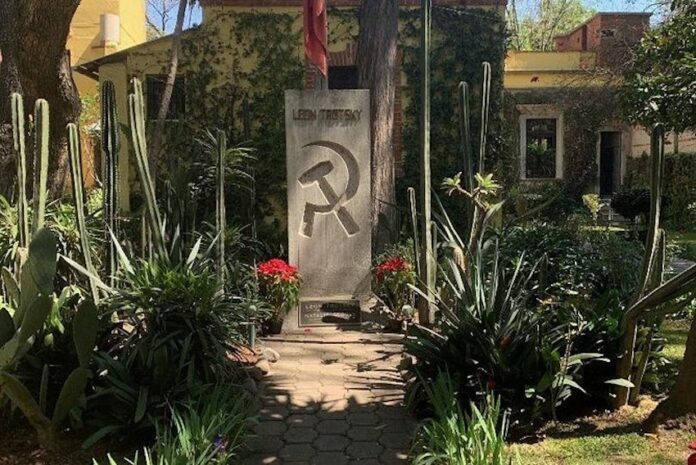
(518, 106), (563, 180)
(145, 75), (186, 121)
(328, 66), (359, 89)
(525, 119), (557, 178)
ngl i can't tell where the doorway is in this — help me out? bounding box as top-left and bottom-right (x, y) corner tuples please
(599, 131), (622, 197)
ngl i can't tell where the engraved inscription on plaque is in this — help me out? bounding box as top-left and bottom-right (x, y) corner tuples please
(299, 300), (361, 327)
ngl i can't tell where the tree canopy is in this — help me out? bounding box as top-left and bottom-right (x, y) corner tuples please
(507, 0), (595, 51)
(623, 0), (696, 132)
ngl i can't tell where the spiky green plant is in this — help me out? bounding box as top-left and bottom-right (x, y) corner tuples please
(101, 81), (121, 286)
(0, 229), (98, 447)
(67, 123), (100, 304)
(11, 93), (29, 249)
(412, 372), (513, 465)
(32, 100), (49, 233)
(128, 78), (168, 261)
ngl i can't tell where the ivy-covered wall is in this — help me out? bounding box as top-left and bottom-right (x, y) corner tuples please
(102, 5), (507, 243)
(398, 7), (507, 221)
(503, 85), (624, 197)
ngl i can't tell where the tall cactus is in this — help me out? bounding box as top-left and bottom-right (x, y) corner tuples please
(101, 81), (120, 286)
(11, 94), (29, 250)
(128, 78), (168, 262)
(67, 124), (100, 304)
(32, 100), (49, 233)
(215, 130), (227, 292)
(0, 229), (98, 447)
(478, 62), (492, 174)
(614, 125), (671, 406)
(458, 82), (474, 242)
(417, 0), (435, 326)
(455, 62), (494, 263)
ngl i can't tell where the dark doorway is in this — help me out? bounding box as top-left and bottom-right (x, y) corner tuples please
(329, 66), (359, 89)
(599, 131), (622, 196)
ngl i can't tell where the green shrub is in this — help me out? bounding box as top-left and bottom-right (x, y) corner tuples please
(93, 385), (249, 465)
(505, 182), (583, 225)
(625, 152), (696, 229)
(412, 372), (513, 465)
(500, 224), (643, 301)
(154, 385), (249, 464)
(611, 187), (651, 223)
(85, 255), (256, 445)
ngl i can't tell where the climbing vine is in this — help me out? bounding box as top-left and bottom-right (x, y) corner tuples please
(503, 84), (622, 197)
(131, 6), (507, 242)
(398, 7), (507, 220)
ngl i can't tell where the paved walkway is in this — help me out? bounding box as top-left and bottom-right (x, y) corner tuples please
(244, 334), (416, 464)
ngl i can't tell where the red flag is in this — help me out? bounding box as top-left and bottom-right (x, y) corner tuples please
(304, 0), (328, 78)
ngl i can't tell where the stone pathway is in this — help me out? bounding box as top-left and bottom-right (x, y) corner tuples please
(244, 334), (416, 464)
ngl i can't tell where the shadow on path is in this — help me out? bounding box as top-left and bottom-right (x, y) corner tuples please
(243, 338), (416, 465)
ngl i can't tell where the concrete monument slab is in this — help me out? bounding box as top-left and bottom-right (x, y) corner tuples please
(284, 90), (371, 331)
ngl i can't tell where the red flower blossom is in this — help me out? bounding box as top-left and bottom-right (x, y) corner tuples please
(374, 257), (411, 283)
(257, 259), (299, 284)
(690, 441), (696, 452)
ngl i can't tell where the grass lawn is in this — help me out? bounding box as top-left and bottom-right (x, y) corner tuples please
(511, 319), (695, 465)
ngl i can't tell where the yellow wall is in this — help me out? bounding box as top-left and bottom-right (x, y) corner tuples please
(70, 0), (147, 94)
(503, 51), (606, 90)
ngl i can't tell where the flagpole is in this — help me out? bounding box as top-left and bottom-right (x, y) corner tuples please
(314, 68), (328, 90)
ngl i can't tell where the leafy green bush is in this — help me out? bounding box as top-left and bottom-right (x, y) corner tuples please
(500, 224), (643, 301)
(412, 372), (513, 465)
(505, 182), (583, 225)
(611, 187), (651, 223)
(85, 254), (256, 445)
(625, 152), (696, 229)
(93, 385), (250, 465)
(154, 384), (249, 464)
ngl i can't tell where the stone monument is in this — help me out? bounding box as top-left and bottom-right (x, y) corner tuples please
(284, 89), (371, 331)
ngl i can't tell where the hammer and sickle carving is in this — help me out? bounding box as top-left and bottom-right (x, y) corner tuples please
(299, 141), (360, 238)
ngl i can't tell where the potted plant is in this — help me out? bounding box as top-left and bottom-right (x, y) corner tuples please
(257, 259), (300, 334)
(374, 256), (416, 332)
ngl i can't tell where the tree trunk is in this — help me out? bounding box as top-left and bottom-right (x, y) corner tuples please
(149, 0), (188, 179)
(645, 316), (696, 431)
(0, 0), (82, 197)
(356, 0), (398, 254)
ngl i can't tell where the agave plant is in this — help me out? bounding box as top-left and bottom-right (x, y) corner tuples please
(0, 229), (98, 447)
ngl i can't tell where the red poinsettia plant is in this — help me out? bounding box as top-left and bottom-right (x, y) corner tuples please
(373, 256), (416, 321)
(257, 259), (301, 319)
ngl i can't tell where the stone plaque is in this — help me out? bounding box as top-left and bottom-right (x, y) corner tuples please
(284, 90), (371, 331)
(299, 300), (361, 327)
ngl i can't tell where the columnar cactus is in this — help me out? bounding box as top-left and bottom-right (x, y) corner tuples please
(417, 0), (435, 326)
(615, 125), (665, 406)
(128, 78), (168, 262)
(32, 100), (49, 233)
(458, 82), (474, 241)
(67, 124), (100, 304)
(216, 129), (227, 291)
(101, 81), (121, 286)
(11, 93), (29, 249)
(478, 62), (492, 174)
